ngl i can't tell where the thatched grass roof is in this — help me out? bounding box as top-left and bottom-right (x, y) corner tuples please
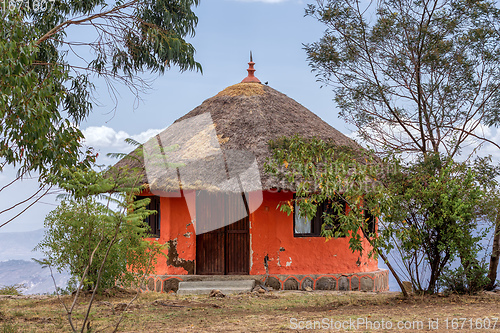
(111, 82), (361, 193)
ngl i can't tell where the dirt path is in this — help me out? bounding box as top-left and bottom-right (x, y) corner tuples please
(1, 290), (499, 332)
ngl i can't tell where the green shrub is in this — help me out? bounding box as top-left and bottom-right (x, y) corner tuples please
(439, 263), (490, 294)
(35, 167), (167, 295)
(0, 284), (24, 296)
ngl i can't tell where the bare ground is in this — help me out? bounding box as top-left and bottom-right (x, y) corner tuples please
(0, 290), (499, 332)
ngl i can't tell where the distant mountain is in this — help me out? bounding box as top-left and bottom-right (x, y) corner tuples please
(0, 260), (70, 295)
(0, 229), (70, 294)
(0, 228), (45, 261)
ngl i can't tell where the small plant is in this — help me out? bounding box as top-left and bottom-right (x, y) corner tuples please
(11, 311), (24, 318)
(0, 284), (25, 296)
(34, 165), (167, 332)
(1, 322), (19, 333)
(439, 263), (491, 295)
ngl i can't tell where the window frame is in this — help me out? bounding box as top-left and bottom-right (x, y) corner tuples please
(293, 195), (347, 238)
(136, 195), (161, 237)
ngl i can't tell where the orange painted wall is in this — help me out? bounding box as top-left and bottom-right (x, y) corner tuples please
(248, 190), (378, 275)
(143, 190), (196, 275)
(142, 189), (378, 276)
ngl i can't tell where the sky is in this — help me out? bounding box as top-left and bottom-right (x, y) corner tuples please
(1, 0), (348, 233)
(1, 0), (500, 233)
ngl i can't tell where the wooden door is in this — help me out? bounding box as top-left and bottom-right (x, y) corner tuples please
(196, 191), (225, 275)
(225, 192), (250, 275)
(225, 216), (250, 275)
(196, 191), (250, 275)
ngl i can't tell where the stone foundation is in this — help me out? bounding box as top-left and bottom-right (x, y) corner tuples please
(143, 269), (389, 293)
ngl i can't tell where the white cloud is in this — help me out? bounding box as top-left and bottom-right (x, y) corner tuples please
(232, 0), (291, 3)
(348, 120), (500, 164)
(466, 126), (500, 163)
(82, 126), (165, 153)
(82, 126), (165, 166)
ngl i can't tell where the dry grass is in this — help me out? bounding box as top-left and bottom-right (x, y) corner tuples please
(216, 83), (264, 97)
(0, 290), (498, 332)
(113, 82), (362, 193)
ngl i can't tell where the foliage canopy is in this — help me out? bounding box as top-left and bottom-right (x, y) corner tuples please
(266, 135), (489, 294)
(1, 0), (201, 226)
(35, 167), (166, 293)
(300, 0), (500, 294)
(305, 0), (500, 157)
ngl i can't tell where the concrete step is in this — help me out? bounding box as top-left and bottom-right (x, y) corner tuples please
(177, 280), (255, 295)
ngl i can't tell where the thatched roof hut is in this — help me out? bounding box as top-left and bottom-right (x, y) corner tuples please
(112, 80), (361, 194)
(114, 59), (388, 292)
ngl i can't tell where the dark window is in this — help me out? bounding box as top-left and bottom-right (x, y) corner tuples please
(363, 209), (376, 234)
(136, 196), (160, 237)
(293, 196), (347, 237)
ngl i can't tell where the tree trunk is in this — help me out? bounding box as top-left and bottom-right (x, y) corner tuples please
(378, 250), (409, 298)
(427, 258), (440, 294)
(487, 213), (500, 290)
(360, 229), (409, 298)
(425, 243), (442, 294)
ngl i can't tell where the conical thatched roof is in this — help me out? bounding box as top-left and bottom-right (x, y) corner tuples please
(111, 82), (361, 193)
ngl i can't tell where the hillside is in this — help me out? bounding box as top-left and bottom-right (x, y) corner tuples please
(0, 229), (69, 294)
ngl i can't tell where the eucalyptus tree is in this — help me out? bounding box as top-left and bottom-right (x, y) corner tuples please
(0, 0), (201, 227)
(300, 0), (500, 293)
(305, 0), (500, 157)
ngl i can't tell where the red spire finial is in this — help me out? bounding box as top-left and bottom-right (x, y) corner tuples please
(242, 51), (261, 83)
